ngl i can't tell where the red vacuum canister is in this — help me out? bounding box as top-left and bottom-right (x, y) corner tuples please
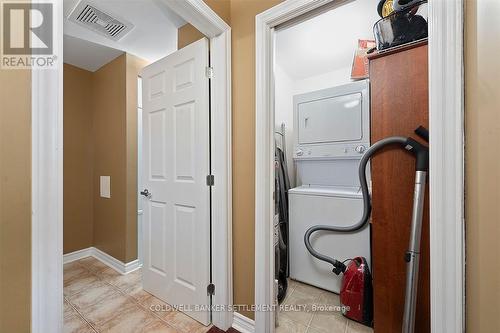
(340, 257), (373, 327)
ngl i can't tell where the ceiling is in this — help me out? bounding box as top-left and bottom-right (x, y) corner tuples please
(63, 0), (186, 72)
(64, 35), (124, 72)
(275, 0), (380, 80)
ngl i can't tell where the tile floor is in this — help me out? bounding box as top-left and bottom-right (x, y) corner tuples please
(276, 279), (373, 333)
(64, 257), (212, 333)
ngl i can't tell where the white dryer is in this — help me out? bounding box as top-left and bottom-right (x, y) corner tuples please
(288, 185), (371, 293)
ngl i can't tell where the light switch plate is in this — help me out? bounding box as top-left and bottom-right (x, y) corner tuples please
(100, 176), (111, 198)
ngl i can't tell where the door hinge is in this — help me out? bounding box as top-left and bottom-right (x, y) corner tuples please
(205, 66), (214, 79)
(207, 283), (215, 296)
(206, 175), (215, 186)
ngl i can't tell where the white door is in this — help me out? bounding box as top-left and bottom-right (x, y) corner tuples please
(140, 38), (211, 325)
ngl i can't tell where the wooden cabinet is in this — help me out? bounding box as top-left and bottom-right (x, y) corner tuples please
(368, 42), (430, 333)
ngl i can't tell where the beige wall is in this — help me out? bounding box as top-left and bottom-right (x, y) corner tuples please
(0, 69), (31, 331)
(92, 55), (129, 261)
(178, 24), (206, 49)
(466, 0), (500, 331)
(205, 0), (230, 24)
(64, 64), (94, 253)
(229, 0), (282, 319)
(178, 0), (282, 319)
(64, 54), (147, 263)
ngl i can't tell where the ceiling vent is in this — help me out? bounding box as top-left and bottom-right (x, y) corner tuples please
(68, 0), (134, 41)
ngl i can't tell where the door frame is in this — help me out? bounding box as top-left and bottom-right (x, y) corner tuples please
(255, 1), (464, 333)
(31, 0), (233, 332)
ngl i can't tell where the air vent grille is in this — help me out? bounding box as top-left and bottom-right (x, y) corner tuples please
(68, 1), (134, 41)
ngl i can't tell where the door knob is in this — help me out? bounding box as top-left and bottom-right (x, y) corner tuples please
(140, 189), (152, 198)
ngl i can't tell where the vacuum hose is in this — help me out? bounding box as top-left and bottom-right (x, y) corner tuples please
(304, 136), (407, 275)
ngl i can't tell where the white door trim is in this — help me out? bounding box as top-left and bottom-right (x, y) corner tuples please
(31, 0), (64, 332)
(255, 1), (465, 333)
(428, 1), (465, 332)
(31, 0), (233, 331)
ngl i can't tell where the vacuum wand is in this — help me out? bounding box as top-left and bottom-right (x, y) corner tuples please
(402, 170), (427, 333)
(402, 126), (429, 333)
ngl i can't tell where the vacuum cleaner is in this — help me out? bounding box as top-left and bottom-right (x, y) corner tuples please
(374, 0), (428, 52)
(304, 126), (429, 333)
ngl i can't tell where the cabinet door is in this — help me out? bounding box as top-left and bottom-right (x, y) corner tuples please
(369, 43), (430, 333)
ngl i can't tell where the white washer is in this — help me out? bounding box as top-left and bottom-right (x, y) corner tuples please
(288, 185), (371, 293)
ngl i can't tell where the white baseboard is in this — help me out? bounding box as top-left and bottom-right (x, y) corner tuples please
(232, 312), (255, 333)
(63, 247), (92, 264)
(63, 247), (142, 275)
(92, 247), (142, 274)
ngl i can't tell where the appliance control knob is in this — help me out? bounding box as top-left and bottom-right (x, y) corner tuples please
(355, 145), (366, 154)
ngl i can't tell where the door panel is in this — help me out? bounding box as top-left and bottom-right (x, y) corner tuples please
(174, 102), (195, 180)
(141, 38), (210, 325)
(150, 202), (167, 274)
(149, 109), (167, 179)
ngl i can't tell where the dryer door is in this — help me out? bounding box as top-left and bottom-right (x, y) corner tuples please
(297, 92), (363, 145)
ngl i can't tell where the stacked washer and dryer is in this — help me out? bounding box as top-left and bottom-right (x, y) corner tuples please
(288, 79), (371, 293)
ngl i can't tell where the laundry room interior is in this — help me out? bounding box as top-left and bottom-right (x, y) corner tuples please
(273, 0), (430, 332)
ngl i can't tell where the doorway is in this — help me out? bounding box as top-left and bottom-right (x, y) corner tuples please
(255, 0), (464, 333)
(31, 1), (233, 332)
(272, 2), (377, 332)
(64, 33), (212, 331)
